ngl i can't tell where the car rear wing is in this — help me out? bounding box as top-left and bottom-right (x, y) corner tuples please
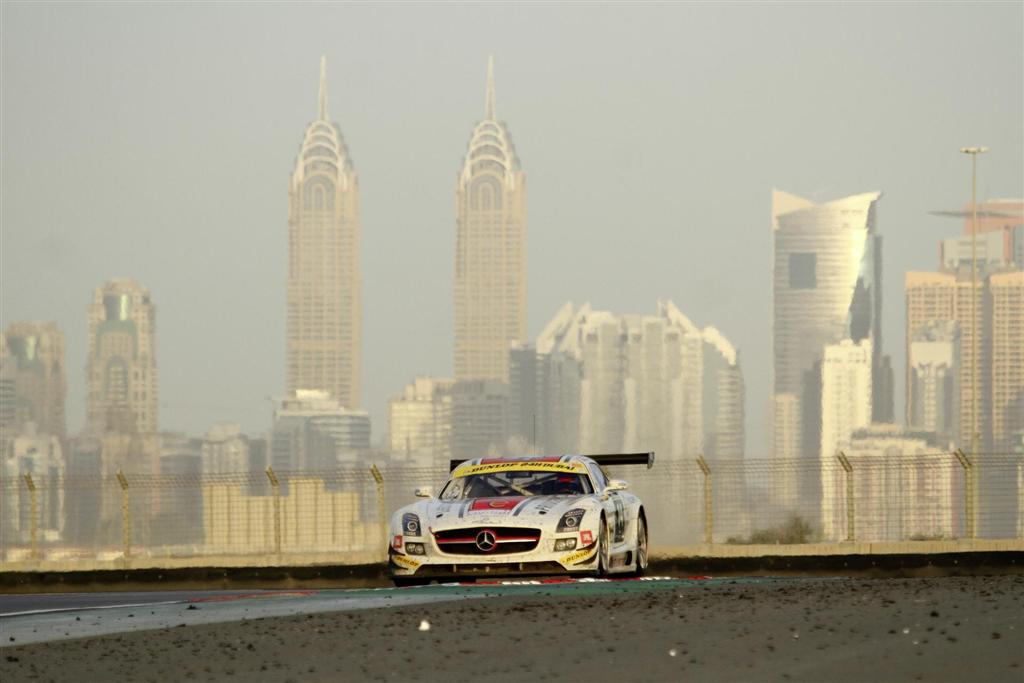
(586, 452), (655, 469)
(449, 451), (655, 472)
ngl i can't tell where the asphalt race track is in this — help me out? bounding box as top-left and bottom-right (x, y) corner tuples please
(1, 575), (1022, 682)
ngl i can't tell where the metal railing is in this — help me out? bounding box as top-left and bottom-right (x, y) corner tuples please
(1, 453), (1022, 570)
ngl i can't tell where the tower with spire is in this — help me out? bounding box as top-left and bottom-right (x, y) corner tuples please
(453, 57), (527, 384)
(286, 56), (362, 409)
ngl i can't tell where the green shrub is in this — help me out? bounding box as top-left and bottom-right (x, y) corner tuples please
(726, 514), (815, 544)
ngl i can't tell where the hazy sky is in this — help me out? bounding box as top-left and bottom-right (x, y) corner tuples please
(3, 2), (1022, 451)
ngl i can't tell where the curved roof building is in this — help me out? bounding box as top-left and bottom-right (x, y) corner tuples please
(454, 57), (527, 383)
(771, 189), (892, 491)
(286, 57), (362, 409)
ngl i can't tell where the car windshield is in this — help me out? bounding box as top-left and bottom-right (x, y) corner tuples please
(440, 470), (593, 500)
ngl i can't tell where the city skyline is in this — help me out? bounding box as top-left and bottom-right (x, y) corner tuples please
(2, 4), (1022, 447)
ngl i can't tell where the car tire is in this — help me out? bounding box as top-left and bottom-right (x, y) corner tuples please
(627, 515), (648, 578)
(392, 577), (429, 588)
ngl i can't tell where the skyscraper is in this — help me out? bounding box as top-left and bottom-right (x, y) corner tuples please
(933, 198), (1023, 268)
(990, 270), (1024, 452)
(702, 327), (746, 459)
(905, 271), (957, 429)
(450, 380), (510, 460)
(511, 301), (743, 461)
(908, 321), (958, 438)
(904, 266), (1022, 453)
(819, 339), (873, 540)
(454, 57), (527, 383)
(1, 321), (66, 440)
(819, 339), (873, 461)
(388, 377), (454, 470)
(271, 390), (370, 471)
(287, 57), (362, 409)
(86, 278), (158, 434)
(771, 190), (891, 511)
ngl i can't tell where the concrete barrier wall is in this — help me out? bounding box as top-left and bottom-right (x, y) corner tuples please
(3, 539), (1022, 575)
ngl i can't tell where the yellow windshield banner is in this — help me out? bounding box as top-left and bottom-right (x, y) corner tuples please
(453, 461), (584, 477)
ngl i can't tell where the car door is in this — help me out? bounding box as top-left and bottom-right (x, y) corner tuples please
(587, 462), (626, 547)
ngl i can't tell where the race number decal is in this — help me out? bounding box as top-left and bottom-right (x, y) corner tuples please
(611, 496), (626, 542)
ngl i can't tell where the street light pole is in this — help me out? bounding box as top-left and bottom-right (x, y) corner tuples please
(959, 146), (987, 461)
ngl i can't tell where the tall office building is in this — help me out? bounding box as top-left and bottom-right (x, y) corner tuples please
(819, 339), (873, 539)
(702, 328), (746, 459)
(839, 425), (956, 542)
(905, 271), (957, 429)
(771, 190), (891, 513)
(200, 423), (254, 474)
(0, 346), (16, 437)
(905, 266), (1022, 453)
(940, 230), (1019, 271)
(908, 321), (958, 438)
(990, 270), (1024, 452)
(934, 199), (1023, 267)
(1, 424), (65, 545)
(388, 377), (454, 468)
(819, 339), (873, 461)
(926, 198), (1022, 456)
(511, 301), (743, 461)
(86, 279), (158, 435)
(450, 380), (509, 460)
(271, 390), (370, 471)
(1, 322), (66, 440)
(454, 57), (527, 383)
(509, 336), (581, 457)
(287, 57), (362, 408)
(769, 393), (801, 509)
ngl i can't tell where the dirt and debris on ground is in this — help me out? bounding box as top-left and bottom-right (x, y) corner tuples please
(2, 575), (1021, 682)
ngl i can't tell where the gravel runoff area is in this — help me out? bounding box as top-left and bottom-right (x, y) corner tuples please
(2, 575), (1022, 682)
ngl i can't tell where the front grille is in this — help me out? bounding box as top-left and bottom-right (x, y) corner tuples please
(433, 527), (541, 556)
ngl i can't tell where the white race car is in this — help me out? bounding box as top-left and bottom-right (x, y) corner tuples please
(387, 453), (653, 586)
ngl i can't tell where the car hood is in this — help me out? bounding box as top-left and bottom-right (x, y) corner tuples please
(403, 495), (598, 531)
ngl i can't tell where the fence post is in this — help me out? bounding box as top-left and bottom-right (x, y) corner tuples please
(370, 464), (385, 555)
(265, 467), (281, 559)
(116, 470), (131, 567)
(953, 449), (975, 539)
(837, 452), (854, 542)
(23, 474), (38, 560)
(696, 455), (712, 545)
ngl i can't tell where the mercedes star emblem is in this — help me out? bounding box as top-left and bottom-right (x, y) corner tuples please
(475, 529), (497, 552)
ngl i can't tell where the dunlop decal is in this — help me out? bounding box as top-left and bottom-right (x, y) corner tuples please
(453, 461), (583, 477)
(560, 546), (597, 565)
(391, 554), (421, 570)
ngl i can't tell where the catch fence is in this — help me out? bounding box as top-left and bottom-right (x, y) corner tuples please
(2, 452), (1022, 570)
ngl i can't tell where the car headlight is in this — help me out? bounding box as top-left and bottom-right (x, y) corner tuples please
(405, 542), (426, 555)
(402, 513), (422, 536)
(554, 538), (577, 551)
(557, 508), (586, 533)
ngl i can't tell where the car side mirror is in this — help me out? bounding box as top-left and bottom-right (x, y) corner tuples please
(414, 486), (433, 498)
(605, 479), (628, 492)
